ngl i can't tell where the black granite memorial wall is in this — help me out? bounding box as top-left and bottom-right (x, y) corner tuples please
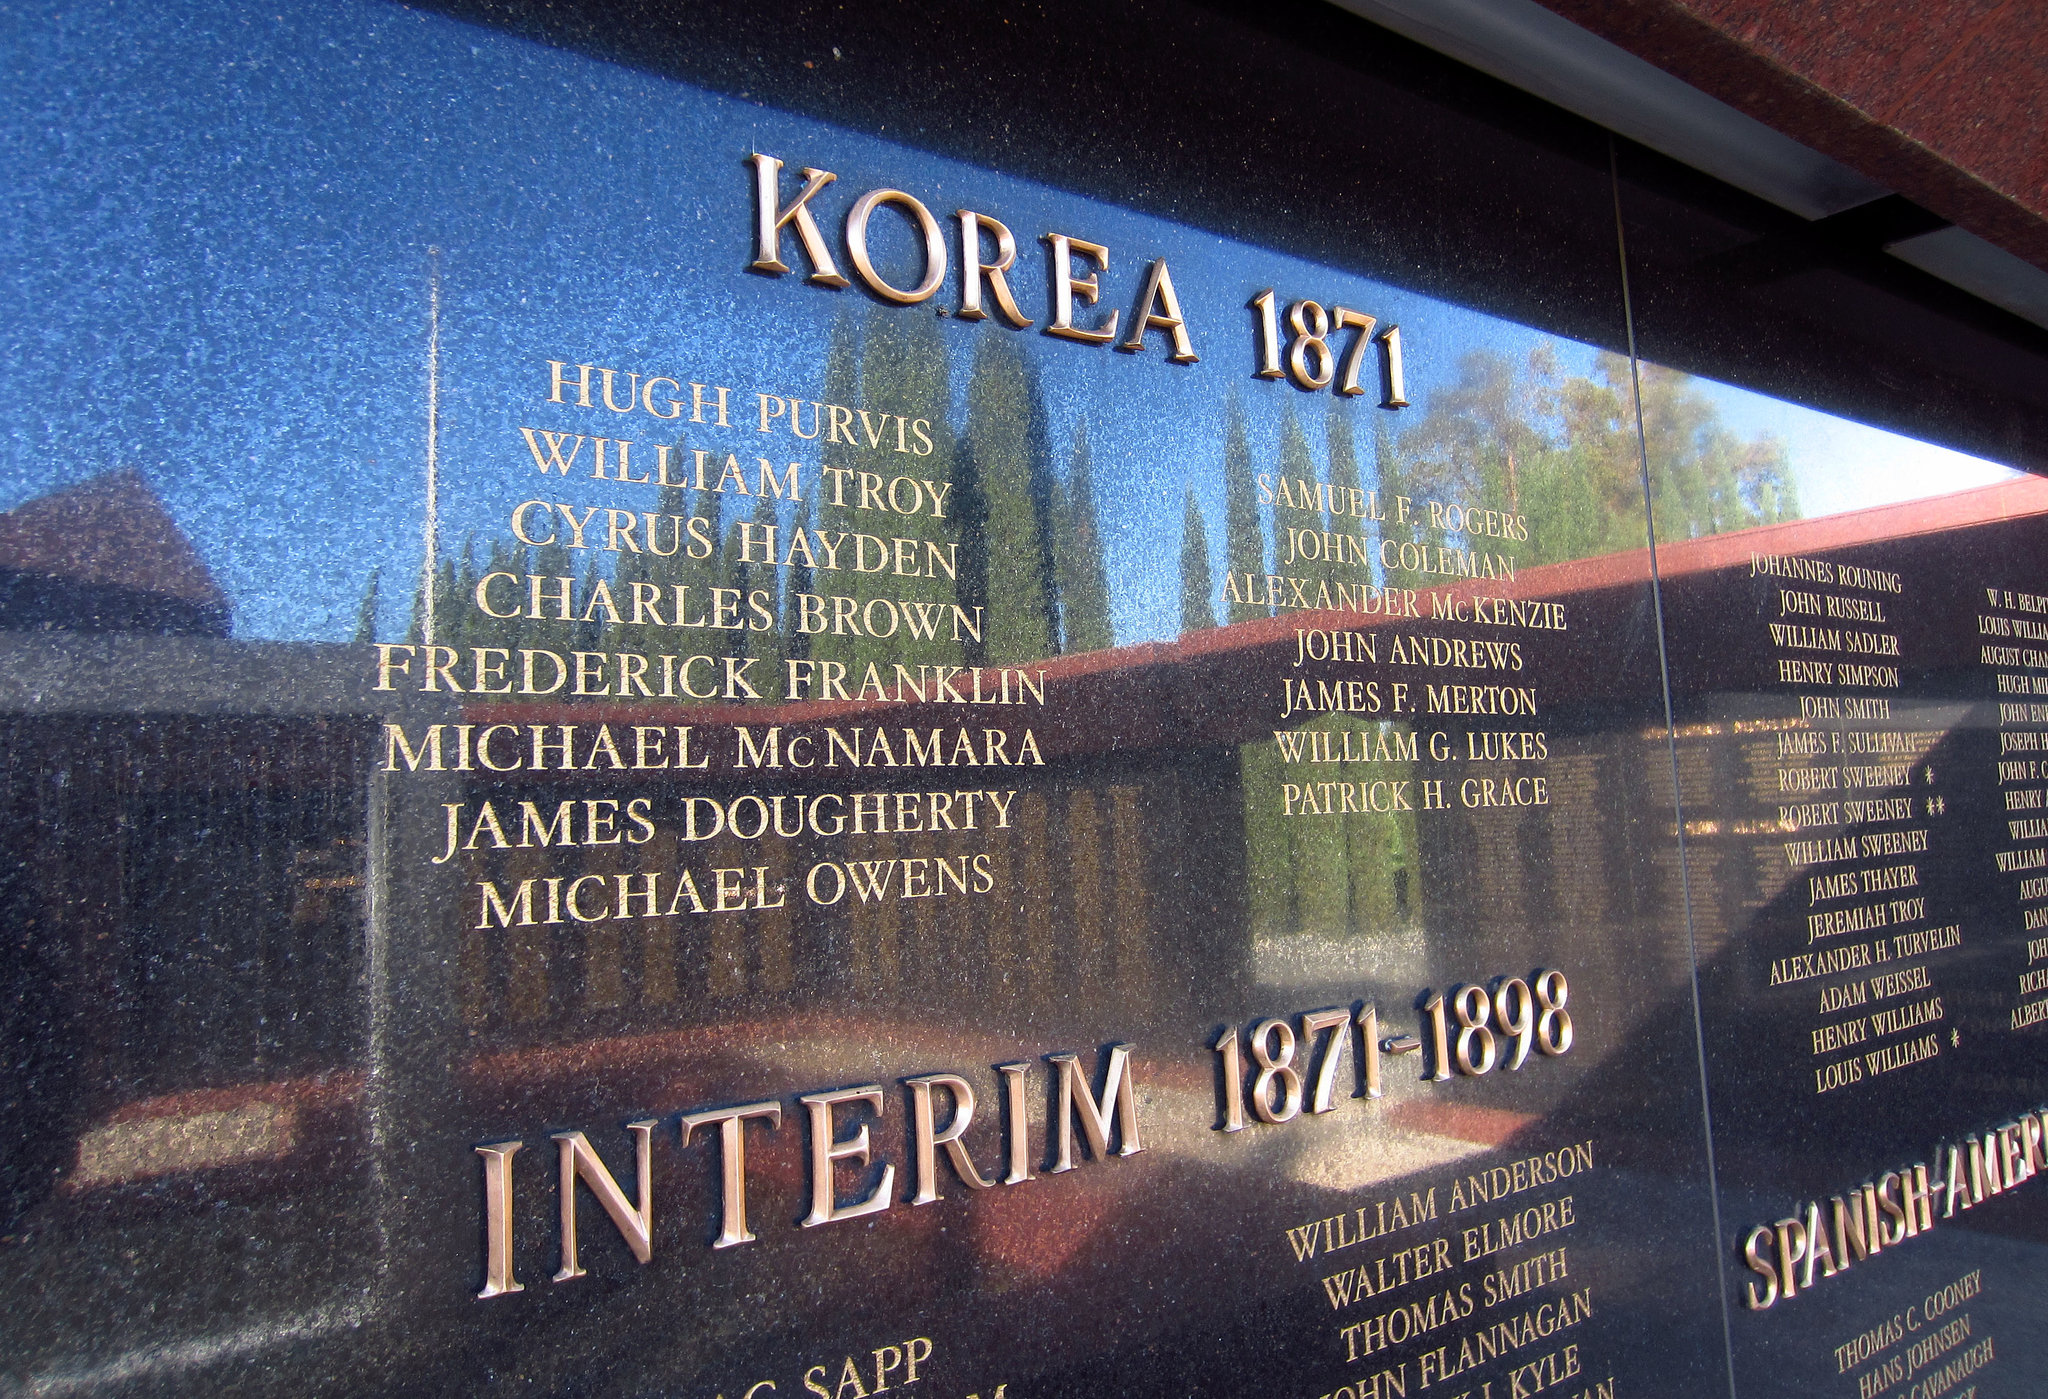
(2, 1), (2046, 1396)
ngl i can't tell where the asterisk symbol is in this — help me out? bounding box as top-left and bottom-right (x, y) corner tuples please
(1952, 1030), (1961, 1047)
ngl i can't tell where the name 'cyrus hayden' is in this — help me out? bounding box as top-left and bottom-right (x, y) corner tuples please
(1742, 1105), (2048, 1309)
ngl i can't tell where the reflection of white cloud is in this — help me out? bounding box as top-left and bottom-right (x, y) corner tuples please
(1689, 378), (2022, 521)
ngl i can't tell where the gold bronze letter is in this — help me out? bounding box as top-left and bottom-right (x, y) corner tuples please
(679, 1100), (783, 1248)
(957, 211), (1032, 326)
(1047, 1044), (1143, 1171)
(904, 1073), (994, 1204)
(1740, 1225), (1779, 1310)
(1116, 258), (1197, 362)
(475, 1141), (523, 1299)
(551, 1122), (656, 1282)
(997, 1061), (1032, 1185)
(1041, 234), (1118, 344)
(748, 153), (849, 287)
(845, 189), (947, 304)
(800, 1085), (896, 1226)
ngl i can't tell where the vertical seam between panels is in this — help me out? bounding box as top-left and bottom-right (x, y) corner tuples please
(1610, 135), (1741, 1399)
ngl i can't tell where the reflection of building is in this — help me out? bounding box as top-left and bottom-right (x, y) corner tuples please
(0, 470), (241, 1227)
(0, 470), (231, 637)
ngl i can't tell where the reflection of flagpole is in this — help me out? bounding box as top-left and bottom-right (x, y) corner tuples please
(419, 248), (442, 644)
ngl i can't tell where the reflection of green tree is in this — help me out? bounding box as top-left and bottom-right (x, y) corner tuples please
(961, 333), (1054, 666)
(613, 476), (721, 663)
(1223, 393), (1266, 623)
(1054, 420), (1113, 654)
(354, 566), (380, 644)
(1178, 491), (1215, 633)
(1326, 399), (1374, 574)
(405, 310), (1116, 695)
(1399, 347), (1799, 561)
(1183, 350), (1795, 944)
(464, 537), (529, 656)
(1277, 406), (1318, 586)
(784, 489), (815, 670)
(1177, 394), (1424, 943)
(1373, 410), (1405, 522)
(1243, 718), (1420, 943)
(809, 316), (866, 676)
(1635, 358), (1799, 539)
(828, 312), (959, 676)
(939, 322), (1115, 664)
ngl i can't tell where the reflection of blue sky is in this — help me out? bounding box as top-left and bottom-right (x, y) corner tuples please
(0, 0), (2022, 647)
(1686, 378), (2022, 520)
(0, 0), (1570, 646)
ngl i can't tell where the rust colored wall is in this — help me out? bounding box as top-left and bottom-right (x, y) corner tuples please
(1532, 0), (2048, 267)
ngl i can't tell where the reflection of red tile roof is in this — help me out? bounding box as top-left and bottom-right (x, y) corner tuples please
(1648, 472), (2048, 580)
(467, 474), (2048, 762)
(0, 468), (225, 606)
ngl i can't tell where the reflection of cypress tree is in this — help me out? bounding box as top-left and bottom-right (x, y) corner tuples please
(1290, 719), (1421, 940)
(1223, 393), (1266, 623)
(1344, 737), (1420, 927)
(1056, 419), (1113, 653)
(1238, 406), (1423, 949)
(1326, 402), (1372, 577)
(449, 540), (479, 651)
(784, 492), (815, 668)
(845, 312), (960, 674)
(1045, 470), (1070, 650)
(1243, 717), (1421, 947)
(354, 567), (381, 644)
(472, 538), (527, 667)
(576, 555), (606, 656)
(528, 535), (577, 662)
(558, 474), (729, 696)
(810, 317), (863, 674)
(951, 436), (989, 668)
(1276, 406), (1325, 592)
(1025, 354), (1061, 655)
(959, 333), (1052, 665)
(411, 552), (458, 648)
(1372, 410), (1404, 515)
(1178, 492), (1215, 634)
(613, 514), (657, 659)
(903, 314), (963, 667)
(406, 572), (424, 645)
(1241, 738), (1293, 943)
(845, 315), (905, 673)
(731, 485), (785, 682)
(719, 515), (749, 665)
(665, 475), (725, 694)
(1327, 403), (1362, 504)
